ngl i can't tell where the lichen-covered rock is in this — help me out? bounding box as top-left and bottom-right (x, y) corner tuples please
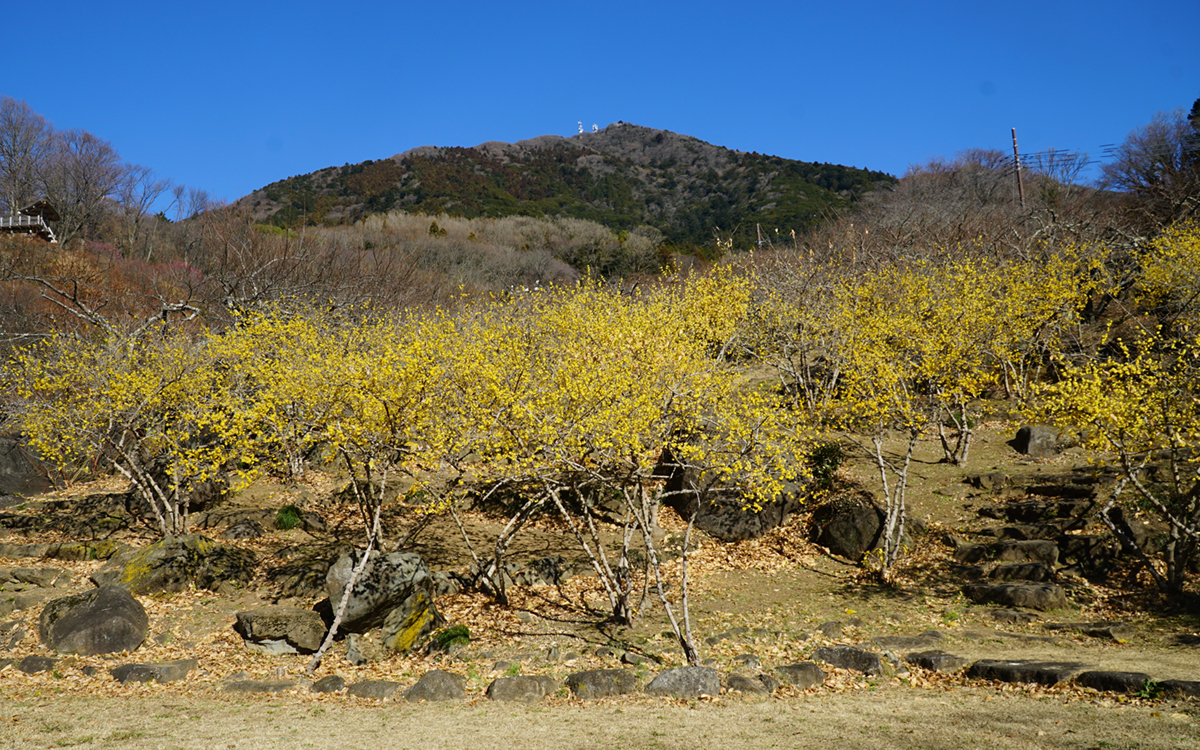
(39, 586), (147, 655)
(645, 667), (720, 698)
(486, 675), (559, 702)
(381, 589), (442, 655)
(100, 535), (256, 595)
(565, 668), (640, 699)
(325, 550), (435, 633)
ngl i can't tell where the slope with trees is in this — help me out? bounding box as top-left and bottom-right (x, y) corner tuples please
(241, 124), (896, 253)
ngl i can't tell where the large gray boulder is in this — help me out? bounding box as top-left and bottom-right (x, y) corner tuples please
(403, 670), (466, 702)
(645, 667), (720, 698)
(486, 675), (560, 702)
(39, 586), (147, 655)
(565, 668), (640, 699)
(233, 607), (327, 654)
(1011, 425), (1059, 457)
(325, 550), (436, 633)
(348, 680), (400, 700)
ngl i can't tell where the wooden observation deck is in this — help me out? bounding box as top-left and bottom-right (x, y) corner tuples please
(0, 200), (59, 243)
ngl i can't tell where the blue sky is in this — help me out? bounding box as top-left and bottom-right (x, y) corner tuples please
(4, 1), (1196, 208)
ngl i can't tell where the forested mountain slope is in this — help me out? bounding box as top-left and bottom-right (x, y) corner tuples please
(240, 123), (895, 251)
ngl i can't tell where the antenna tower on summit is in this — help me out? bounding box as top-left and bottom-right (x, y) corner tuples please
(577, 121), (583, 134)
(592, 124), (599, 132)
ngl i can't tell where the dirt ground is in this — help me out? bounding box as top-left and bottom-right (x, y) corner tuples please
(2, 688), (1198, 750)
(2, 423), (1199, 749)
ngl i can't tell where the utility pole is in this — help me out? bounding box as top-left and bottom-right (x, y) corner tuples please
(1011, 127), (1026, 209)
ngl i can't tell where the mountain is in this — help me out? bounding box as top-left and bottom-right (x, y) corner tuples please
(240, 123), (896, 251)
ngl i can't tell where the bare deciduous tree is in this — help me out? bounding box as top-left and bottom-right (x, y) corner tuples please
(1100, 105), (1200, 228)
(42, 129), (126, 247)
(0, 98), (51, 217)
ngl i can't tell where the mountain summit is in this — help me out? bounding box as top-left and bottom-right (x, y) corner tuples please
(241, 123), (895, 250)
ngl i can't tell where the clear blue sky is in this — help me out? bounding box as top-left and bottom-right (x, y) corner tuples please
(4, 0), (1196, 208)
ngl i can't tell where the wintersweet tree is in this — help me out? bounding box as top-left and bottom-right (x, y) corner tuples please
(1039, 223), (1200, 597)
(4, 330), (257, 535)
(1039, 337), (1200, 596)
(443, 280), (808, 665)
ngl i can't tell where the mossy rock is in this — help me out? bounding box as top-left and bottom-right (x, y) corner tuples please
(431, 624), (470, 651)
(112, 535), (257, 595)
(381, 589), (442, 655)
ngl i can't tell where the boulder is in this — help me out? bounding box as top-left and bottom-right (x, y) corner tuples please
(486, 675), (560, 702)
(645, 667), (720, 698)
(223, 680), (297, 694)
(873, 631), (944, 651)
(773, 662), (826, 688)
(221, 518), (265, 540)
(967, 659), (1091, 686)
(346, 632), (384, 665)
(110, 659), (197, 684)
(233, 607), (326, 654)
(1075, 670), (1154, 694)
(954, 540), (1059, 566)
(348, 680), (400, 700)
(989, 608), (1040, 624)
(963, 583), (1067, 611)
(565, 668), (640, 699)
(813, 645), (885, 676)
(17, 655), (58, 674)
(325, 550), (435, 633)
(657, 447), (801, 541)
(381, 589), (442, 655)
(97, 535), (256, 595)
(1160, 680), (1200, 699)
(1011, 425), (1059, 457)
(0, 566), (65, 587)
(988, 562), (1056, 582)
(726, 672), (777, 695)
(810, 498), (884, 559)
(904, 650), (969, 672)
(311, 675), (346, 694)
(39, 586), (147, 655)
(403, 670), (466, 702)
(1044, 621), (1131, 641)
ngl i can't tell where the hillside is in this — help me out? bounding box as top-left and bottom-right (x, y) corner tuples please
(239, 123), (896, 251)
